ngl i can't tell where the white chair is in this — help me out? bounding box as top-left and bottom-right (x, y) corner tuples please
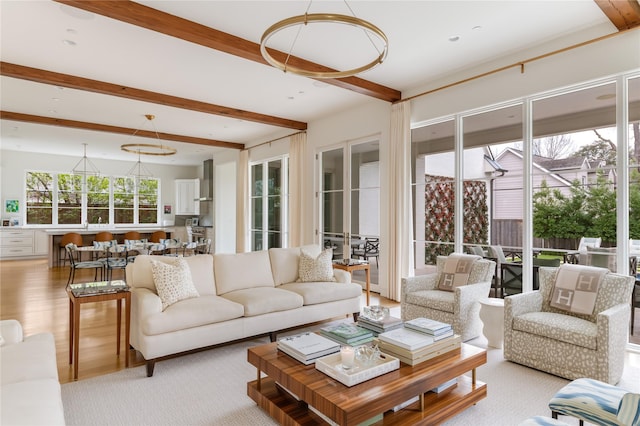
(629, 239), (640, 257)
(401, 254), (495, 341)
(577, 237), (602, 264)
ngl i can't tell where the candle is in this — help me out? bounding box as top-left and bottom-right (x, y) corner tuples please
(340, 345), (355, 370)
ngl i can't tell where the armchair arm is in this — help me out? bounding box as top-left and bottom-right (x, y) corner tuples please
(401, 273), (438, 295)
(455, 280), (491, 312)
(0, 319), (23, 345)
(595, 303), (630, 383)
(504, 291), (543, 319)
(333, 269), (351, 284)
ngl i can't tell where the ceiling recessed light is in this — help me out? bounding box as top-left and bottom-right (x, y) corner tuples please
(472, 26), (482, 31)
(287, 96), (295, 100)
(62, 39), (77, 46)
(66, 28), (77, 34)
(52, 97), (60, 101)
(448, 36), (460, 42)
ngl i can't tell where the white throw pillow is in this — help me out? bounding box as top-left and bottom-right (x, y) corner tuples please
(150, 258), (199, 310)
(297, 248), (336, 282)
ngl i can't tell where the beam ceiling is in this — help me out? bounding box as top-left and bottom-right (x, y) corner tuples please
(594, 0), (640, 30)
(54, 0), (402, 103)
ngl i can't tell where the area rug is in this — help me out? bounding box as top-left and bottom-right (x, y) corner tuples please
(62, 325), (640, 426)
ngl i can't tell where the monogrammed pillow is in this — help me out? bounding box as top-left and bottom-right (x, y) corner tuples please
(297, 248), (336, 282)
(150, 258), (199, 310)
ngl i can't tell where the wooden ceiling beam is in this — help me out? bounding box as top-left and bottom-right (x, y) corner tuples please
(0, 62), (306, 131)
(54, 0), (401, 103)
(594, 0), (640, 30)
(1, 111), (245, 150)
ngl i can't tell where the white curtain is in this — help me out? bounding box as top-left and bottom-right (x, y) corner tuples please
(386, 101), (414, 301)
(288, 133), (306, 247)
(236, 149), (249, 253)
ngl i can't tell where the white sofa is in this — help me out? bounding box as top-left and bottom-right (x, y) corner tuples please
(126, 245), (363, 376)
(0, 319), (65, 425)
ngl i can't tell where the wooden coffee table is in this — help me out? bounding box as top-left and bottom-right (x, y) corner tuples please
(247, 342), (486, 425)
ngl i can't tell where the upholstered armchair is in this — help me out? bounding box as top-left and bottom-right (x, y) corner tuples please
(504, 264), (634, 385)
(401, 254), (495, 341)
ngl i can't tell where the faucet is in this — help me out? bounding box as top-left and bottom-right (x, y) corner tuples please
(98, 217), (102, 226)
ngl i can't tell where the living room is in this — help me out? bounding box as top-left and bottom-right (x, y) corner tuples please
(2, 2), (640, 425)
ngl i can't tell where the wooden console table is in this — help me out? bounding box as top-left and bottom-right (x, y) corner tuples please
(247, 342), (486, 425)
(66, 286), (130, 380)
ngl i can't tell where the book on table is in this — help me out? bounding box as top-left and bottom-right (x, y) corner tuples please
(318, 323), (374, 345)
(277, 332), (340, 364)
(376, 327), (440, 351)
(404, 317), (452, 335)
(68, 280), (129, 297)
(357, 316), (404, 335)
(376, 335), (461, 366)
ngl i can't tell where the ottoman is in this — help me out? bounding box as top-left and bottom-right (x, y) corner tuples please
(549, 378), (640, 426)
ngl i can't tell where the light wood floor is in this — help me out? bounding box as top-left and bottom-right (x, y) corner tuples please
(0, 257), (398, 384)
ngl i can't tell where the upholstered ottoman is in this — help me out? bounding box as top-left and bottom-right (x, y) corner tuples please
(549, 378), (640, 426)
(518, 415), (569, 425)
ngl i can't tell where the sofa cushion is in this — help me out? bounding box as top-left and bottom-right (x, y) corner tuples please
(150, 258), (200, 311)
(127, 254), (215, 296)
(220, 287), (303, 316)
(0, 333), (58, 385)
(404, 289), (455, 313)
(512, 311), (597, 350)
(298, 248), (336, 282)
(214, 251), (275, 295)
(437, 254), (480, 291)
(279, 282), (362, 305)
(549, 264), (607, 315)
(142, 295), (245, 336)
(269, 245), (321, 285)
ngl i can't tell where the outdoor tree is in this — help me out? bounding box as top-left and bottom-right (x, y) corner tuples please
(532, 134), (575, 159)
(533, 180), (589, 243)
(572, 130), (617, 165)
(582, 174), (617, 242)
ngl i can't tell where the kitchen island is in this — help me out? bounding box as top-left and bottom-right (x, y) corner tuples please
(45, 228), (173, 267)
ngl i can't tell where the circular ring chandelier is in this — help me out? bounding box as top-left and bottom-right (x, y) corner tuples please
(121, 143), (177, 156)
(260, 13), (388, 79)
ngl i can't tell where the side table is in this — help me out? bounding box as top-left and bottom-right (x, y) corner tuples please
(66, 285), (131, 380)
(478, 297), (504, 349)
(332, 260), (371, 305)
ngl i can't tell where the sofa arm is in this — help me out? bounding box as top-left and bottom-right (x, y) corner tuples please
(131, 287), (163, 315)
(401, 273), (438, 295)
(0, 319), (23, 345)
(333, 269), (351, 284)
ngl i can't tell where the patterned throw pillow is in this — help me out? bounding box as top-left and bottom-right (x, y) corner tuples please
(437, 254), (479, 292)
(297, 248), (336, 282)
(150, 258), (199, 310)
(549, 264), (607, 315)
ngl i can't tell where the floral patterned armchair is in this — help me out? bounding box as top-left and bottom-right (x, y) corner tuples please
(504, 265), (634, 384)
(401, 254), (495, 341)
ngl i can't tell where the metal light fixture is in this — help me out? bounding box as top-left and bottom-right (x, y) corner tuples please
(260, 1), (388, 79)
(71, 143), (100, 176)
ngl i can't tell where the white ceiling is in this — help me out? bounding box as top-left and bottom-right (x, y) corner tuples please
(0, 1), (617, 166)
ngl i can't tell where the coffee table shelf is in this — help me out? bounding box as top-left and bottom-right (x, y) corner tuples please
(247, 342), (486, 426)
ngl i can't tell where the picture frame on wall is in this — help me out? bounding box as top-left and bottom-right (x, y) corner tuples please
(164, 205), (172, 214)
(2, 219), (9, 227)
(5, 199), (19, 213)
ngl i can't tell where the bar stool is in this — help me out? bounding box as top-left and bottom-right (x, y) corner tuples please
(124, 231), (141, 241)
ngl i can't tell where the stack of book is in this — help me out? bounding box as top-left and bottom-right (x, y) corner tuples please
(404, 317), (454, 341)
(319, 323), (374, 346)
(357, 315), (403, 336)
(377, 327), (461, 366)
(277, 332), (340, 365)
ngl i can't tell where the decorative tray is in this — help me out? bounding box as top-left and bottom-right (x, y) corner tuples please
(315, 352), (400, 387)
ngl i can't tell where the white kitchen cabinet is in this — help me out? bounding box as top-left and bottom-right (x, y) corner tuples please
(175, 179), (200, 216)
(33, 230), (49, 255)
(0, 229), (35, 258)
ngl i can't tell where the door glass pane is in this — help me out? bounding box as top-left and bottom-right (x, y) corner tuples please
(628, 76), (639, 346)
(321, 148), (345, 259)
(411, 120), (455, 273)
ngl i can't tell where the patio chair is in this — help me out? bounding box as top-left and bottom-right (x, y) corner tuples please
(352, 237), (379, 268)
(401, 254), (495, 341)
(577, 237), (601, 264)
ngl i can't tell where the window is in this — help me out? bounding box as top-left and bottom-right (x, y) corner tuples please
(250, 157), (288, 251)
(25, 171), (160, 226)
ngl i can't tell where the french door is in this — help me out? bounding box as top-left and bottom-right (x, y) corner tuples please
(318, 138), (380, 292)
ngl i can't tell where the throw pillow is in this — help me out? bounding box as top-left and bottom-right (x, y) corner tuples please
(297, 248), (336, 282)
(150, 258), (199, 310)
(437, 254), (479, 291)
(549, 264), (607, 315)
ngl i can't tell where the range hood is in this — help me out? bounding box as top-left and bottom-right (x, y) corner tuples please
(197, 159), (214, 201)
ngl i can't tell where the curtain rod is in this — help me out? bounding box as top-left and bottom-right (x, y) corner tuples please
(398, 26), (640, 104)
(242, 131), (306, 151)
